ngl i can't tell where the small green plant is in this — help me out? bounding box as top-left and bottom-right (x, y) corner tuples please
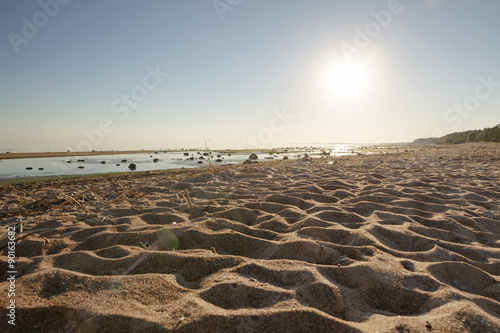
(400, 145), (413, 160)
(8, 186), (27, 205)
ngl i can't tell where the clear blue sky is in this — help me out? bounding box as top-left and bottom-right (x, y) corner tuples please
(1, 0), (499, 151)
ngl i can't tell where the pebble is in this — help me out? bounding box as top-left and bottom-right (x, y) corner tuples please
(483, 211), (495, 219)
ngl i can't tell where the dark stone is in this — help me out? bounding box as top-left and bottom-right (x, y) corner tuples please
(215, 159), (223, 162)
(283, 156), (289, 160)
(128, 163), (137, 170)
(184, 153), (189, 156)
(78, 166), (85, 169)
(116, 164), (120, 166)
(197, 161), (203, 164)
(121, 159), (127, 163)
(77, 159), (85, 162)
(203, 152), (209, 156)
(26, 167), (33, 170)
(100, 161), (106, 164)
(243, 159), (253, 164)
(38, 168), (44, 170)
(248, 153), (258, 160)
(153, 158), (159, 162)
(66, 161), (72, 163)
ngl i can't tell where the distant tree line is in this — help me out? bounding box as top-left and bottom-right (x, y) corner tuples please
(413, 124), (500, 145)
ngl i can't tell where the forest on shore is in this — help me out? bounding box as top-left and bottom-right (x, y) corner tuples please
(413, 124), (500, 145)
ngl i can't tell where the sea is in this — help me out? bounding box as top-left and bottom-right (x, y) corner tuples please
(0, 144), (364, 180)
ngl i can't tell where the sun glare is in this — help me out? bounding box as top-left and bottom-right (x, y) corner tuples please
(322, 60), (372, 99)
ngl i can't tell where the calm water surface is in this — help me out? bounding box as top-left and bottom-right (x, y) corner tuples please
(0, 145), (360, 180)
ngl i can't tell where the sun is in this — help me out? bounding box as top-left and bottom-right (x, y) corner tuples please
(322, 60), (372, 99)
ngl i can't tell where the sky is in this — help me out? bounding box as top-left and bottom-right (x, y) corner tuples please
(1, 0), (499, 151)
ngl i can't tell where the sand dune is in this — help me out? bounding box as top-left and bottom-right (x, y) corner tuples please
(1, 143), (500, 332)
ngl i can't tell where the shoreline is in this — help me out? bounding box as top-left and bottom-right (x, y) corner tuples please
(0, 148), (279, 160)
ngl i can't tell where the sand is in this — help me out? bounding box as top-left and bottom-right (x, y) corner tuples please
(1, 143), (499, 332)
(0, 150), (167, 160)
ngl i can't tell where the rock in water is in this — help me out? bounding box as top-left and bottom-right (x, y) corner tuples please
(153, 158), (159, 162)
(249, 153), (258, 160)
(128, 163), (137, 170)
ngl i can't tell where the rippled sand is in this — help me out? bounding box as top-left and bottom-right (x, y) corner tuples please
(1, 143), (499, 332)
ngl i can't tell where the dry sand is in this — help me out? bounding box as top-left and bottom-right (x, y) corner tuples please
(1, 143), (499, 332)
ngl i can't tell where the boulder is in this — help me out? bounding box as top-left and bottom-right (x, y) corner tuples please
(128, 163), (137, 170)
(248, 153), (258, 160)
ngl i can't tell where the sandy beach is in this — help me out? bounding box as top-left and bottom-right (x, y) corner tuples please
(1, 143), (499, 332)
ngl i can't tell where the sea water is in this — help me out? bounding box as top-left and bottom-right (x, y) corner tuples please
(0, 145), (361, 180)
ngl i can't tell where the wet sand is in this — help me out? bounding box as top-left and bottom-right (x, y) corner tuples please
(1, 143), (499, 332)
(0, 150), (191, 160)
